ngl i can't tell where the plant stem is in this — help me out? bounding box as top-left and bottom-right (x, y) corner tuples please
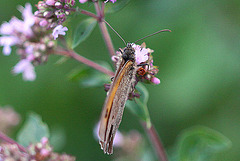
(0, 131), (27, 153)
(54, 48), (114, 77)
(94, 1), (115, 57)
(78, 9), (99, 19)
(142, 122), (168, 161)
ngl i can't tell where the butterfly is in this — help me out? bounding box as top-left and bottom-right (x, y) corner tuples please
(98, 43), (137, 154)
(97, 28), (171, 154)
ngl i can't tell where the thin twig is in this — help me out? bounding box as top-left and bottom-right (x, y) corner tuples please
(54, 48), (114, 77)
(142, 122), (168, 161)
(0, 131), (27, 153)
(75, 8), (99, 19)
(101, 2), (105, 18)
(94, 1), (115, 57)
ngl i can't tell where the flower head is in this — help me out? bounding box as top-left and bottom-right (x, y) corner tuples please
(111, 43), (161, 98)
(35, 0), (75, 29)
(0, 3), (36, 56)
(0, 137), (75, 160)
(0, 3), (55, 81)
(52, 25), (68, 40)
(132, 44), (149, 65)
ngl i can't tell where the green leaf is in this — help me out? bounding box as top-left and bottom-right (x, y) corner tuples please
(79, 71), (110, 88)
(105, 0), (131, 14)
(55, 56), (69, 65)
(126, 83), (151, 127)
(17, 113), (50, 147)
(72, 18), (97, 49)
(67, 66), (91, 81)
(177, 126), (232, 161)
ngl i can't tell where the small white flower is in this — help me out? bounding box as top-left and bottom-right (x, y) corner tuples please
(0, 36), (19, 55)
(0, 22), (14, 35)
(17, 3), (35, 36)
(13, 59), (36, 81)
(133, 44), (149, 64)
(52, 25), (68, 40)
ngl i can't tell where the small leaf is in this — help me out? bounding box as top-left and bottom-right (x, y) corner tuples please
(126, 83), (151, 127)
(67, 66), (91, 81)
(177, 126), (232, 161)
(17, 113), (50, 147)
(80, 71), (110, 88)
(105, 0), (131, 14)
(55, 56), (69, 65)
(72, 18), (97, 49)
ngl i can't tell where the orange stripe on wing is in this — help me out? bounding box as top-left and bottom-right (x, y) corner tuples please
(99, 60), (133, 142)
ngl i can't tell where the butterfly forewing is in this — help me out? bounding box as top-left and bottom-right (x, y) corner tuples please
(99, 59), (136, 154)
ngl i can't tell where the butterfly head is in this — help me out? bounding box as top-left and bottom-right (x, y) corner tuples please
(122, 43), (135, 62)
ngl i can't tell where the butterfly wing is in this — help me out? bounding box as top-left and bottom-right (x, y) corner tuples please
(98, 60), (136, 154)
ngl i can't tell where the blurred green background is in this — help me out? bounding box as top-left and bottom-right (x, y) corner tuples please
(0, 0), (239, 160)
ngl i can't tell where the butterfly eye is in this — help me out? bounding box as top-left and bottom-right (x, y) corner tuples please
(122, 53), (128, 60)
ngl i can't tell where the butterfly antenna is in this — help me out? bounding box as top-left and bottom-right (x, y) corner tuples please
(103, 20), (126, 45)
(134, 29), (171, 43)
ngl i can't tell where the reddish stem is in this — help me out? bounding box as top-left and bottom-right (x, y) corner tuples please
(79, 9), (99, 19)
(0, 131), (27, 153)
(142, 122), (168, 161)
(54, 48), (114, 77)
(94, 1), (116, 57)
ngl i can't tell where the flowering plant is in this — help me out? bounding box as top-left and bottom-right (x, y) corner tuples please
(0, 0), (232, 161)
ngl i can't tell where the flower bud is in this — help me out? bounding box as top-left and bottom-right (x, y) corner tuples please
(151, 77), (160, 84)
(55, 2), (63, 9)
(43, 11), (53, 18)
(39, 20), (48, 27)
(46, 0), (56, 6)
(34, 11), (42, 17)
(65, 0), (75, 6)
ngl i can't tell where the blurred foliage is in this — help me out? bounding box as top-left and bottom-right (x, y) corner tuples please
(0, 0), (239, 161)
(172, 126), (232, 161)
(17, 113), (50, 147)
(126, 83), (152, 128)
(72, 18), (97, 49)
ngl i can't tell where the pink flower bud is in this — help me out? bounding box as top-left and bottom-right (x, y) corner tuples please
(55, 2), (63, 9)
(111, 56), (119, 62)
(39, 20), (48, 27)
(41, 137), (48, 145)
(46, 0), (56, 6)
(151, 77), (160, 85)
(79, 0), (88, 3)
(43, 11), (53, 18)
(40, 149), (51, 157)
